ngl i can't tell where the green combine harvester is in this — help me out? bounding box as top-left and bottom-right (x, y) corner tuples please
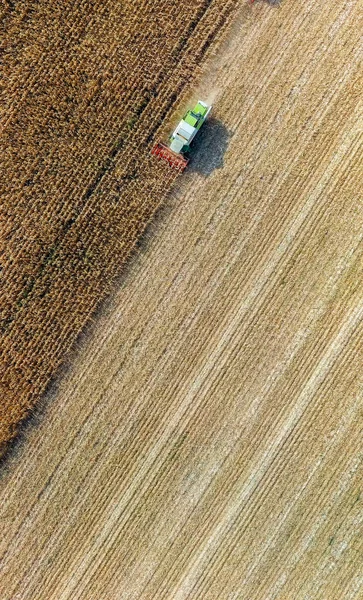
(152, 100), (212, 172)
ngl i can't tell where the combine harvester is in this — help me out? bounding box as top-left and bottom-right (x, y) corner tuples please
(152, 100), (212, 172)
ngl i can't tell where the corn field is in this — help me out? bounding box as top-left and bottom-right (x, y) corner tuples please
(0, 0), (239, 451)
(1, 0), (362, 597)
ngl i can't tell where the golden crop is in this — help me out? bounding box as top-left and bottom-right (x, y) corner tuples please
(0, 0), (238, 452)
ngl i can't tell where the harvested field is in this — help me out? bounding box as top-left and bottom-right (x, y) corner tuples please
(1, 0), (363, 599)
(0, 0), (238, 451)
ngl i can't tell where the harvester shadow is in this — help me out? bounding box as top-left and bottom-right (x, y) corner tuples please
(188, 117), (231, 177)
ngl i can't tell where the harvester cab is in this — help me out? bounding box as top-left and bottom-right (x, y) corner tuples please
(152, 100), (212, 172)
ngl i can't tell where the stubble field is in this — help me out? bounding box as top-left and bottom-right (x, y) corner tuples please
(1, 0), (363, 599)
